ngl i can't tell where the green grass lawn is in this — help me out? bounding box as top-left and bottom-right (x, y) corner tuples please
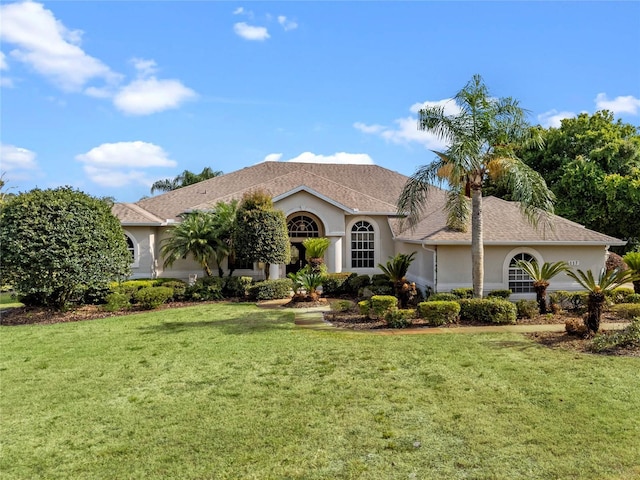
(1, 303), (639, 480)
(0, 291), (22, 309)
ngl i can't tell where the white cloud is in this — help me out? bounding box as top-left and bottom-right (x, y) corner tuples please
(409, 98), (461, 116)
(113, 77), (196, 115)
(234, 22), (270, 41)
(265, 151), (375, 165)
(537, 109), (576, 128)
(263, 153), (283, 162)
(353, 122), (385, 134)
(76, 141), (177, 188)
(131, 58), (158, 78)
(233, 7), (245, 15)
(595, 93), (640, 115)
(0, 1), (119, 91)
(0, 52), (13, 87)
(0, 51), (7, 70)
(278, 15), (298, 31)
(0, 143), (41, 181)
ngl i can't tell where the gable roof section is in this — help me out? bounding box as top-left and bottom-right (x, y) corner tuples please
(112, 203), (164, 226)
(122, 162), (411, 222)
(392, 196), (625, 246)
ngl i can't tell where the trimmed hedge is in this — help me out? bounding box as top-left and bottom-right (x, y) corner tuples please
(102, 292), (130, 312)
(458, 298), (517, 324)
(248, 279), (293, 301)
(321, 272), (353, 295)
(385, 308), (415, 328)
(418, 301), (460, 326)
(606, 287), (636, 304)
(370, 295), (398, 317)
(133, 286), (174, 310)
(487, 289), (512, 299)
(610, 304), (640, 319)
(427, 292), (459, 302)
(358, 300), (370, 316)
(515, 299), (538, 319)
(451, 287), (474, 299)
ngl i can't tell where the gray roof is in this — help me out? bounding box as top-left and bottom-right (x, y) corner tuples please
(114, 161), (624, 246)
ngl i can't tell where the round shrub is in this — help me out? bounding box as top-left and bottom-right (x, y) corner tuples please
(610, 304), (640, 319)
(418, 301), (460, 326)
(451, 288), (474, 299)
(134, 286), (173, 310)
(159, 281), (187, 301)
(487, 289), (512, 299)
(345, 274), (371, 295)
(331, 299), (356, 313)
(370, 295), (398, 318)
(515, 299), (538, 319)
(427, 292), (459, 302)
(247, 279), (293, 301)
(102, 292), (131, 312)
(358, 300), (370, 317)
(385, 308), (415, 328)
(321, 273), (352, 295)
(458, 299), (517, 325)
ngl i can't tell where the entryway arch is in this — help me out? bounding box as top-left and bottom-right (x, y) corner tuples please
(286, 212), (325, 274)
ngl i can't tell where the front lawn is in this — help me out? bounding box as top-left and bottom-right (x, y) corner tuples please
(1, 303), (638, 479)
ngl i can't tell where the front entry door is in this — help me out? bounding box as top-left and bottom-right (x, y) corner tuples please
(286, 243), (307, 275)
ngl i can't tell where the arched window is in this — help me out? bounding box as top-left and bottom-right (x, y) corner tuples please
(288, 215), (320, 238)
(351, 220), (374, 268)
(124, 232), (138, 266)
(509, 253), (535, 293)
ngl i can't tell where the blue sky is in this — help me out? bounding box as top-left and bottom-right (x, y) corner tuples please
(1, 1), (639, 203)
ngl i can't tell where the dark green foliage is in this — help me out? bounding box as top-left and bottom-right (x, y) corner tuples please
(185, 276), (224, 301)
(330, 300), (356, 313)
(150, 167), (222, 194)
(133, 286), (174, 310)
(0, 187), (131, 309)
(345, 274), (371, 295)
(247, 279), (293, 301)
(451, 288), (474, 299)
(158, 281), (187, 301)
(427, 292), (459, 302)
(458, 299), (517, 324)
(515, 299), (538, 319)
(371, 274), (391, 286)
(418, 301), (460, 326)
(233, 191), (290, 279)
(623, 252), (640, 293)
(222, 276), (253, 298)
(384, 308), (415, 328)
(610, 304), (640, 319)
(102, 292), (131, 312)
(321, 272), (353, 295)
(606, 287), (635, 304)
(590, 317), (640, 353)
(549, 290), (588, 312)
(627, 294), (640, 304)
(368, 284), (394, 296)
(487, 289), (512, 299)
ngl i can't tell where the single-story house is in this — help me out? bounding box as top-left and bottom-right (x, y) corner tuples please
(112, 161), (624, 298)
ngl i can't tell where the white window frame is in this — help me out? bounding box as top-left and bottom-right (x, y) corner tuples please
(502, 247), (543, 295)
(124, 231), (139, 268)
(347, 217), (378, 272)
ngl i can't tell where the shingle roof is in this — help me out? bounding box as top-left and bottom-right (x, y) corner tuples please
(392, 196), (625, 246)
(113, 161), (624, 246)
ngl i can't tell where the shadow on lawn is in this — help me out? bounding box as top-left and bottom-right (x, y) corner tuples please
(137, 312), (294, 336)
(482, 339), (539, 351)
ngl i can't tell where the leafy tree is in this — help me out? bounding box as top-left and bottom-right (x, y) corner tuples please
(515, 111), (640, 252)
(397, 74), (554, 298)
(623, 252), (640, 294)
(565, 268), (640, 335)
(233, 190), (290, 280)
(0, 187), (131, 309)
(515, 260), (569, 314)
(161, 211), (218, 277)
(210, 200), (239, 277)
(151, 167), (223, 194)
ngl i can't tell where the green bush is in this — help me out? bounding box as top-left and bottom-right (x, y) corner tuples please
(222, 276), (253, 298)
(418, 301), (460, 326)
(370, 295), (398, 317)
(248, 279), (293, 301)
(371, 274), (391, 286)
(515, 299), (538, 319)
(368, 284), (394, 296)
(159, 281), (187, 301)
(384, 308), (415, 328)
(606, 287), (635, 304)
(102, 292), (131, 312)
(487, 289), (512, 299)
(458, 299), (517, 324)
(427, 292), (459, 302)
(110, 280), (156, 298)
(627, 294), (640, 304)
(331, 299), (356, 313)
(185, 277), (224, 302)
(358, 300), (370, 316)
(451, 287), (474, 299)
(345, 274), (371, 295)
(133, 286), (174, 310)
(590, 317), (640, 353)
(321, 272), (352, 295)
(610, 304), (640, 319)
(549, 290), (588, 312)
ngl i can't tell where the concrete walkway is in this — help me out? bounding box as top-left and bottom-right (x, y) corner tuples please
(257, 299), (630, 335)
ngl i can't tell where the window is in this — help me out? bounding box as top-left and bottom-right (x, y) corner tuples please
(351, 220), (374, 268)
(287, 215), (320, 238)
(125, 235), (135, 262)
(509, 253), (535, 293)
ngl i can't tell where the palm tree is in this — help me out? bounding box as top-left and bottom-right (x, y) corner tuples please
(397, 74), (554, 298)
(302, 237), (331, 274)
(160, 211), (218, 277)
(516, 260), (569, 314)
(210, 200), (239, 277)
(378, 252), (417, 307)
(622, 252), (640, 294)
(565, 268), (640, 335)
(151, 167), (223, 194)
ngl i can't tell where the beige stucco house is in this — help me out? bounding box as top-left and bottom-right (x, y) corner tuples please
(112, 161), (624, 298)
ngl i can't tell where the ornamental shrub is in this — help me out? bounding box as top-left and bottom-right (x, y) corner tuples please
(110, 280), (156, 298)
(157, 281), (187, 301)
(515, 299), (538, 319)
(610, 304), (640, 319)
(345, 274), (371, 295)
(418, 301), (460, 326)
(102, 292), (131, 312)
(451, 287), (474, 299)
(590, 317), (640, 353)
(426, 292), (459, 302)
(627, 294), (640, 304)
(186, 277), (224, 301)
(606, 287), (635, 304)
(321, 272), (352, 295)
(223, 276), (253, 298)
(331, 299), (356, 313)
(458, 299), (517, 324)
(247, 279), (293, 300)
(370, 295), (398, 318)
(487, 289), (512, 299)
(134, 286), (173, 310)
(358, 300), (370, 316)
(0, 187), (131, 309)
(384, 308), (415, 328)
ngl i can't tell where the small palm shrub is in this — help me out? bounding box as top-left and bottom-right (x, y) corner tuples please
(451, 288), (473, 299)
(515, 260), (569, 314)
(458, 299), (517, 324)
(622, 252), (640, 293)
(134, 286), (174, 309)
(515, 299), (538, 319)
(384, 308), (415, 328)
(418, 301), (460, 326)
(302, 237), (331, 273)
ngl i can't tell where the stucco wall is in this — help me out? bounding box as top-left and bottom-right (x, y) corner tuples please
(122, 226), (157, 279)
(396, 243), (435, 293)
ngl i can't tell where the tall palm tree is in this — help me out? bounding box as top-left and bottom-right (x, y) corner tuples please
(516, 260), (569, 314)
(160, 211), (218, 277)
(565, 268), (640, 335)
(151, 167), (223, 194)
(397, 74), (555, 298)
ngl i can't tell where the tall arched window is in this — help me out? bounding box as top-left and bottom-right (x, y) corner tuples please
(124, 232), (138, 266)
(288, 215), (320, 238)
(509, 253), (535, 293)
(351, 220), (374, 268)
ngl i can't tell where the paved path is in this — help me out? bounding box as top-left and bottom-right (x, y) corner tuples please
(257, 299), (630, 335)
